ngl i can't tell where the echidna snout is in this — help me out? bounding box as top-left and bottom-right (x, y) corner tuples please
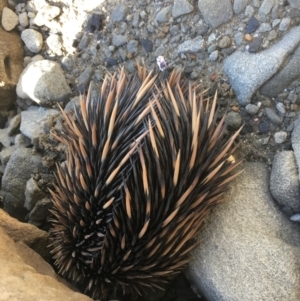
(49, 66), (241, 300)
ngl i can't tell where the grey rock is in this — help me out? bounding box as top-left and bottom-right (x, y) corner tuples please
(265, 107), (283, 126)
(259, 0), (275, 15)
(270, 151), (300, 212)
(225, 111), (242, 130)
(21, 29), (43, 53)
(276, 102), (286, 114)
(112, 34), (128, 47)
(245, 5), (255, 17)
(218, 36), (231, 48)
(291, 213), (300, 221)
(209, 50), (219, 61)
(258, 22), (272, 32)
(7, 114), (21, 136)
(279, 17), (291, 31)
(288, 0), (300, 8)
(20, 106), (59, 145)
(291, 116), (300, 176)
(198, 0), (233, 28)
(233, 0), (251, 14)
(245, 103), (260, 114)
(2, 148), (48, 213)
(234, 32), (244, 46)
(154, 44), (166, 57)
(156, 6), (172, 23)
(260, 45), (300, 97)
(224, 26), (300, 105)
(0, 146), (16, 166)
(18, 12), (29, 28)
(172, 0), (194, 18)
(1, 7), (19, 31)
(127, 40), (139, 53)
(24, 178), (47, 211)
(0, 129), (13, 148)
(188, 162), (300, 301)
(17, 60), (71, 105)
(132, 12), (140, 27)
(178, 37), (205, 53)
(77, 67), (94, 93)
(15, 134), (32, 148)
(28, 197), (52, 225)
(78, 34), (90, 51)
(274, 131), (288, 143)
(111, 4), (127, 22)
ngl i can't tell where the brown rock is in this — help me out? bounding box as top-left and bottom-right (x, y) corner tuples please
(0, 27), (24, 109)
(245, 33), (253, 41)
(0, 209), (51, 261)
(0, 226), (93, 301)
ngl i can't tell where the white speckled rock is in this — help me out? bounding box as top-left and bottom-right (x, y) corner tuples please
(21, 29), (43, 53)
(188, 162), (300, 301)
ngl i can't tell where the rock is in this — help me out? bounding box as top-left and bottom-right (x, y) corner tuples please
(248, 36), (263, 53)
(288, 0), (300, 9)
(24, 178), (47, 211)
(265, 107), (283, 126)
(218, 36), (231, 48)
(291, 116), (300, 175)
(270, 151), (300, 213)
(34, 5), (61, 26)
(224, 26), (300, 105)
(77, 66), (94, 93)
(0, 225), (92, 301)
(141, 39), (153, 52)
(172, 0), (194, 18)
(15, 133), (32, 148)
(112, 34), (128, 47)
(0, 209), (50, 260)
(0, 27), (24, 109)
(156, 6), (172, 23)
(188, 162), (300, 301)
(18, 11), (29, 28)
(198, 0), (233, 28)
(21, 29), (43, 53)
(28, 197), (52, 225)
(16, 60), (71, 105)
(86, 13), (102, 32)
(279, 17), (291, 31)
(276, 102), (286, 114)
(245, 16), (259, 33)
(0, 145), (16, 165)
(245, 103), (260, 114)
(274, 131), (288, 143)
(1, 7), (18, 31)
(20, 106), (59, 145)
(209, 50), (219, 61)
(2, 148), (49, 218)
(78, 33), (90, 51)
(127, 40), (139, 54)
(260, 46), (300, 97)
(178, 37), (205, 53)
(111, 4), (127, 22)
(259, 0), (275, 15)
(233, 0), (251, 14)
(46, 34), (63, 55)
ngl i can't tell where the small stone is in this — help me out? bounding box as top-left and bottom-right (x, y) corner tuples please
(112, 34), (128, 47)
(2, 7), (19, 31)
(265, 107), (283, 126)
(276, 102), (286, 114)
(24, 178), (47, 211)
(245, 104), (260, 114)
(156, 6), (172, 23)
(258, 23), (272, 33)
(18, 12), (29, 28)
(226, 112), (242, 131)
(172, 0), (194, 18)
(141, 39), (153, 52)
(34, 5), (61, 26)
(245, 5), (255, 17)
(178, 37), (205, 53)
(234, 32), (244, 46)
(209, 50), (219, 61)
(259, 120), (270, 133)
(111, 4), (127, 22)
(46, 34), (63, 55)
(78, 34), (90, 51)
(245, 16), (259, 33)
(274, 131), (287, 143)
(268, 30), (277, 40)
(279, 18), (291, 31)
(127, 40), (139, 54)
(272, 19), (281, 28)
(86, 13), (102, 32)
(77, 67), (94, 93)
(106, 58), (118, 67)
(259, 0), (275, 15)
(244, 34), (253, 41)
(248, 36), (263, 53)
(218, 36), (231, 48)
(21, 29), (43, 53)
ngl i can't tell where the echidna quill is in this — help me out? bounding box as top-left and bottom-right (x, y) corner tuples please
(49, 65), (242, 300)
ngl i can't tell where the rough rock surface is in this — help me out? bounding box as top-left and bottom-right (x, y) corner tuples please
(16, 60), (71, 104)
(188, 162), (300, 301)
(0, 224), (92, 301)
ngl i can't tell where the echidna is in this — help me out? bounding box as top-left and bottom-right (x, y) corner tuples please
(49, 65), (242, 300)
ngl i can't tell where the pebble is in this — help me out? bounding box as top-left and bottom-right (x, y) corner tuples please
(172, 0), (194, 18)
(259, 120), (270, 133)
(245, 16), (259, 33)
(18, 12), (29, 28)
(245, 5), (255, 17)
(274, 131), (288, 143)
(34, 5), (61, 26)
(248, 36), (263, 52)
(127, 40), (139, 54)
(111, 4), (127, 22)
(246, 104), (260, 114)
(259, 0), (275, 15)
(258, 23), (272, 32)
(178, 37), (205, 53)
(218, 36), (231, 48)
(265, 107), (283, 126)
(141, 39), (153, 52)
(226, 111), (243, 130)
(1, 7), (19, 31)
(21, 29), (43, 53)
(156, 6), (172, 23)
(112, 34), (128, 47)
(46, 34), (63, 55)
(78, 34), (90, 51)
(279, 18), (291, 31)
(209, 50), (219, 61)
(234, 32), (244, 46)
(276, 102), (286, 114)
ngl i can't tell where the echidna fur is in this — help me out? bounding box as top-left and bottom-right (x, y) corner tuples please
(49, 65), (242, 300)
